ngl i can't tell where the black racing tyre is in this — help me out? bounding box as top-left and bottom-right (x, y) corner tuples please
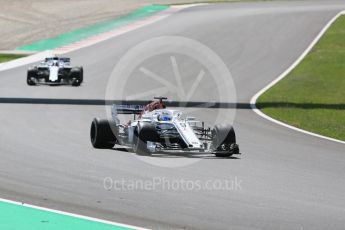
(27, 76), (36, 85)
(212, 124), (236, 157)
(71, 67), (82, 86)
(133, 122), (159, 156)
(79, 67), (84, 83)
(90, 118), (117, 149)
(27, 69), (37, 86)
(71, 79), (81, 86)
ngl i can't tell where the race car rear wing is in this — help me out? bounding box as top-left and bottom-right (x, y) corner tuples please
(111, 104), (145, 122)
(112, 104), (145, 115)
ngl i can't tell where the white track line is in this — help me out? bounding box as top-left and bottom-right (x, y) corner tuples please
(250, 11), (345, 145)
(0, 4), (203, 229)
(0, 50), (53, 72)
(0, 4), (199, 72)
(54, 5), (199, 54)
(1, 4), (342, 229)
(0, 198), (149, 230)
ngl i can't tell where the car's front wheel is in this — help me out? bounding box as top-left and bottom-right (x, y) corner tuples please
(71, 67), (83, 86)
(212, 124), (237, 157)
(27, 69), (37, 86)
(133, 122), (159, 156)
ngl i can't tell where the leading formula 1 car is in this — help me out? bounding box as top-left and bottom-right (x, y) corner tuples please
(27, 56), (83, 86)
(90, 97), (240, 157)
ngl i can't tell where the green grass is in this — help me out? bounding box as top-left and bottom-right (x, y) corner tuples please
(257, 16), (345, 141)
(0, 53), (27, 63)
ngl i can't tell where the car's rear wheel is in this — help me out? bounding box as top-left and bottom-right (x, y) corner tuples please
(212, 124), (236, 157)
(90, 118), (117, 149)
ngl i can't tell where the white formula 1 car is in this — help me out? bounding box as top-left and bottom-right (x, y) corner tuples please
(27, 56), (83, 86)
(90, 97), (240, 157)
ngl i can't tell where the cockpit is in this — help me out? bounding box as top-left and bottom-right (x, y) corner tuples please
(139, 97), (167, 118)
(157, 112), (172, 121)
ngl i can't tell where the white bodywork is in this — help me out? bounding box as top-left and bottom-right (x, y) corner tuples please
(143, 109), (202, 149)
(49, 65), (59, 81)
(106, 102), (239, 155)
(112, 106), (204, 150)
(173, 116), (202, 148)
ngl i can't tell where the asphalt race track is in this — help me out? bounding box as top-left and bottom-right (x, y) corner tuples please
(1, 1), (345, 229)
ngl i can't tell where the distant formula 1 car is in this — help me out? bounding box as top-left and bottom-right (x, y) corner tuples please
(27, 56), (83, 86)
(90, 97), (240, 157)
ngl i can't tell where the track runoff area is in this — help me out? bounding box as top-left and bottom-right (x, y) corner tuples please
(0, 199), (148, 230)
